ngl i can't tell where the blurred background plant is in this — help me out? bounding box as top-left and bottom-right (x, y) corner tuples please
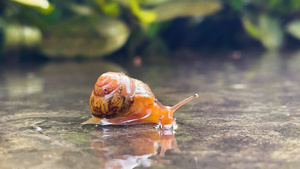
(1, 0), (300, 62)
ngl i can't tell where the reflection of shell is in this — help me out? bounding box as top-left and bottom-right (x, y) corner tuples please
(41, 16), (129, 58)
(90, 127), (178, 169)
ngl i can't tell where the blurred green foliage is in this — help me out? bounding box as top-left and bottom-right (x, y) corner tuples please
(231, 0), (300, 50)
(1, 0), (300, 61)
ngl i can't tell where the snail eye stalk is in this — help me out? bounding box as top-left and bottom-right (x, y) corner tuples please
(171, 94), (198, 112)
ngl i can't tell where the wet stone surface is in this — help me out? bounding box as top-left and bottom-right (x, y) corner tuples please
(1, 51), (300, 169)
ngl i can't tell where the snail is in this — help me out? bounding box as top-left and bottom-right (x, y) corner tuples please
(82, 72), (198, 127)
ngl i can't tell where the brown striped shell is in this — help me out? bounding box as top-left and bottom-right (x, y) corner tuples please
(90, 72), (137, 118)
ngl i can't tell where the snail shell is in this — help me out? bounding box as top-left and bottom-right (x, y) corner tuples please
(90, 72), (136, 118)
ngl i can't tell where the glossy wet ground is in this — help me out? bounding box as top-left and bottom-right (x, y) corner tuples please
(1, 51), (300, 169)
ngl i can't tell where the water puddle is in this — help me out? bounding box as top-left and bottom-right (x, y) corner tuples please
(1, 51), (300, 168)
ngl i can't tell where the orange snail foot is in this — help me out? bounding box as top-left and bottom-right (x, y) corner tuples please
(82, 115), (157, 125)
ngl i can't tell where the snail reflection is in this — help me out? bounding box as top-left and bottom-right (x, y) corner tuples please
(90, 126), (179, 169)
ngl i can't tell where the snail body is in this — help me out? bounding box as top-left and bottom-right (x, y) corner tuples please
(82, 72), (198, 126)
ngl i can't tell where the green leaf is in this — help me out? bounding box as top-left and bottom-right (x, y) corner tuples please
(242, 17), (260, 40)
(230, 0), (245, 11)
(3, 24), (42, 51)
(154, 0), (222, 21)
(11, 0), (55, 14)
(286, 20), (300, 40)
(146, 22), (169, 38)
(129, 0), (157, 24)
(259, 14), (283, 50)
(41, 16), (130, 58)
(96, 0), (120, 17)
(242, 13), (283, 51)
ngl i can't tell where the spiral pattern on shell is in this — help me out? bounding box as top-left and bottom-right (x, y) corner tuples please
(90, 72), (135, 118)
